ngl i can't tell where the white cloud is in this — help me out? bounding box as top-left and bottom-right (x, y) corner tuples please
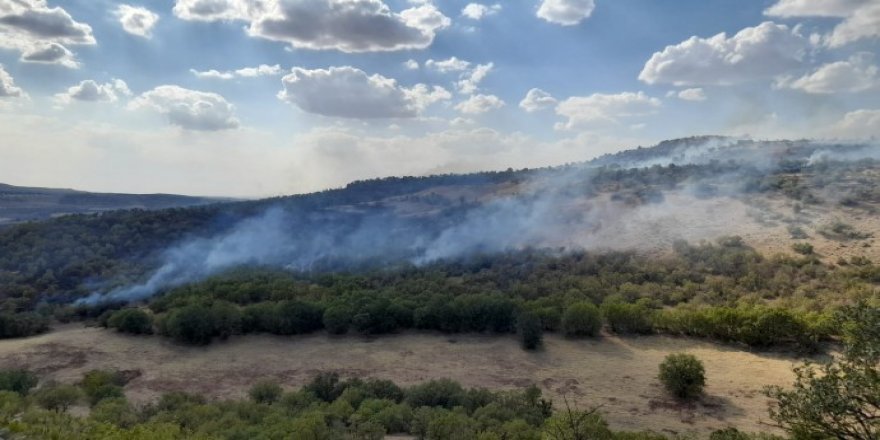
(461, 3), (501, 20)
(0, 65), (24, 98)
(776, 53), (879, 94)
(20, 42), (77, 68)
(174, 0), (450, 53)
(0, 0), (95, 67)
(765, 0), (879, 47)
(114, 4), (159, 38)
(171, 0), (265, 21)
(765, 0), (863, 17)
(677, 87), (707, 101)
(537, 0), (595, 26)
(54, 79), (132, 105)
(519, 88), (557, 112)
(278, 66), (449, 119)
(129, 85), (240, 131)
(456, 62), (493, 94)
(555, 91), (660, 130)
(191, 64), (283, 79)
(426, 56), (471, 73)
(404, 59), (419, 70)
(639, 22), (811, 86)
(828, 109), (880, 138)
(455, 94), (504, 114)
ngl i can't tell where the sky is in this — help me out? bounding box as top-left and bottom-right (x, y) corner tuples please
(0, 0), (878, 197)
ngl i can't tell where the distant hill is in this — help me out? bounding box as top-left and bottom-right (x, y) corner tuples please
(0, 183), (224, 225)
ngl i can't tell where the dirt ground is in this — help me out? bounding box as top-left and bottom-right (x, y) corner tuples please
(0, 325), (816, 436)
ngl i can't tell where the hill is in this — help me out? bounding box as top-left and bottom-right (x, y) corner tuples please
(0, 183), (224, 226)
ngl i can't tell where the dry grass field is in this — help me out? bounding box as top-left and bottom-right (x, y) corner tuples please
(0, 325), (819, 436)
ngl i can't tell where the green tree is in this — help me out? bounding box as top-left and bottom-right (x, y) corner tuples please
(0, 369), (38, 395)
(517, 311), (543, 350)
(249, 380), (283, 404)
(107, 309), (153, 335)
(561, 302), (602, 337)
(33, 383), (82, 412)
(323, 305), (352, 335)
(766, 303), (879, 440)
(658, 353), (706, 399)
(164, 304), (215, 345)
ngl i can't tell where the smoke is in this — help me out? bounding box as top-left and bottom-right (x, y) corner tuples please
(76, 137), (878, 306)
(807, 144), (880, 166)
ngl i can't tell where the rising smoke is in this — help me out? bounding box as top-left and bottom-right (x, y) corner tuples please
(77, 137), (877, 305)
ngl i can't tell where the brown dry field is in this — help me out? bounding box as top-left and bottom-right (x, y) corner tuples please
(0, 325), (819, 436)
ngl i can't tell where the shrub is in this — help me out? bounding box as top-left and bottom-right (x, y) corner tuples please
(601, 301), (653, 335)
(90, 397), (138, 428)
(249, 380), (283, 404)
(163, 304), (215, 345)
(791, 242), (814, 255)
(210, 301), (242, 339)
(658, 353), (706, 399)
(33, 383), (82, 412)
(517, 311), (543, 350)
(107, 309), (153, 335)
(0, 369), (38, 395)
(81, 370), (127, 406)
(405, 379), (466, 409)
(323, 305), (353, 335)
(561, 302), (602, 337)
(305, 372), (345, 402)
(0, 312), (49, 339)
(274, 300), (323, 335)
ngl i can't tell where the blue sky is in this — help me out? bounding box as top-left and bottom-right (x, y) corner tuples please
(0, 0), (878, 196)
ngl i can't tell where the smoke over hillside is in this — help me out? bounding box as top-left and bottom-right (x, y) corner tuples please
(77, 137), (879, 305)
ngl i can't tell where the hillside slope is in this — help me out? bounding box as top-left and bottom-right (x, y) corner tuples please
(0, 183), (223, 225)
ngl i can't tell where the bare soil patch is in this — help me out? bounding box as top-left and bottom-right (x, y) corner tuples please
(0, 325), (813, 436)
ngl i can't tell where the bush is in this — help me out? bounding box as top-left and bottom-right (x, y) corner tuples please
(210, 301), (242, 340)
(601, 301), (653, 335)
(163, 304), (215, 345)
(81, 370), (127, 406)
(561, 302), (602, 337)
(107, 308), (153, 335)
(33, 383), (82, 411)
(323, 305), (353, 335)
(0, 369), (38, 395)
(249, 380), (283, 404)
(405, 379), (466, 409)
(0, 312), (49, 339)
(791, 242), (814, 255)
(517, 311), (543, 350)
(658, 353), (706, 399)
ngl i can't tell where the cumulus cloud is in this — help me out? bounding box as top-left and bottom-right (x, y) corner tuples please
(765, 0), (879, 47)
(114, 4), (159, 38)
(54, 79), (131, 105)
(426, 56), (471, 73)
(172, 0), (266, 21)
(174, 0), (450, 53)
(0, 65), (24, 98)
(278, 66), (449, 118)
(404, 59), (419, 70)
(129, 85), (240, 131)
(776, 53), (878, 94)
(0, 0), (95, 67)
(519, 88), (557, 112)
(639, 22), (811, 86)
(676, 87), (707, 101)
(828, 109), (880, 138)
(555, 91), (660, 130)
(191, 64), (283, 79)
(455, 94), (504, 114)
(456, 62), (493, 94)
(537, 0), (595, 26)
(461, 3), (501, 20)
(20, 42), (77, 68)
